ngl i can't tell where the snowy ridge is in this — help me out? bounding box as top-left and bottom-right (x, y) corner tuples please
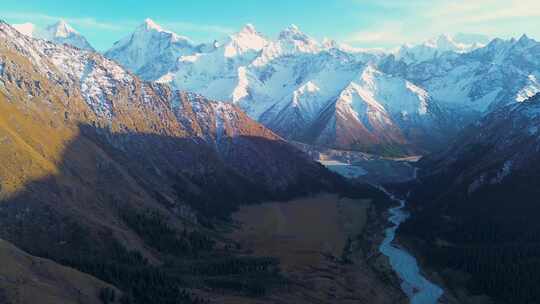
(0, 20), (283, 154)
(388, 34), (540, 113)
(395, 34), (486, 64)
(223, 24), (268, 58)
(99, 19), (512, 153)
(146, 23), (478, 152)
(11, 16), (535, 154)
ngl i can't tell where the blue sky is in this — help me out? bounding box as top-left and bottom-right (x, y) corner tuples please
(1, 0), (539, 51)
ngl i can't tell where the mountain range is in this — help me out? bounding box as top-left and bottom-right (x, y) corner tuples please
(13, 19), (540, 156)
(104, 19), (539, 155)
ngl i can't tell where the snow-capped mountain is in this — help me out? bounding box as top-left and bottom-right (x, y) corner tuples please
(105, 19), (204, 80)
(156, 23), (270, 104)
(384, 34), (540, 114)
(102, 19), (540, 155)
(13, 20), (94, 51)
(395, 34), (487, 64)
(155, 24), (453, 153)
(257, 63), (450, 154)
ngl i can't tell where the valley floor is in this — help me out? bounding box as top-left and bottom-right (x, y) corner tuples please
(212, 194), (406, 304)
(293, 142), (421, 184)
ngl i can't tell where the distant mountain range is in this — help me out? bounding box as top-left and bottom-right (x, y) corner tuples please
(11, 19), (539, 155)
(13, 20), (94, 51)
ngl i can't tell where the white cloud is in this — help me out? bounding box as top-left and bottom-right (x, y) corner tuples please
(428, 0), (540, 24)
(347, 0), (540, 47)
(346, 22), (411, 45)
(352, 0), (432, 9)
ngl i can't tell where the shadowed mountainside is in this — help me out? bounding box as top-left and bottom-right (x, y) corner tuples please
(0, 20), (358, 303)
(0, 120), (347, 262)
(0, 238), (119, 304)
(0, 117), (352, 304)
(400, 94), (540, 303)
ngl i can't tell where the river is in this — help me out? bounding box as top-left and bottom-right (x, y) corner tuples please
(319, 160), (444, 303)
(378, 188), (444, 304)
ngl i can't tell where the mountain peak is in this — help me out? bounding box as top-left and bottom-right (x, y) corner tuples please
(240, 23), (257, 34)
(278, 24), (316, 44)
(322, 37), (339, 49)
(55, 19), (69, 28)
(436, 33), (452, 41)
(133, 18), (192, 44)
(518, 33), (533, 44)
(360, 64), (379, 79)
(47, 20), (77, 38)
(287, 24), (300, 32)
(279, 24), (303, 38)
(142, 18), (164, 31)
(222, 23), (268, 57)
(424, 34), (457, 49)
(14, 20), (94, 51)
(436, 33), (454, 43)
(105, 17), (198, 79)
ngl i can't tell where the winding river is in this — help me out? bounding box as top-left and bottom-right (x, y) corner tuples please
(320, 160), (444, 303)
(378, 188), (444, 304)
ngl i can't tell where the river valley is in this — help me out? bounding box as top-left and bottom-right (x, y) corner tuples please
(378, 190), (444, 304)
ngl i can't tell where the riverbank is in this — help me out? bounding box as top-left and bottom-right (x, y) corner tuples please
(396, 234), (494, 304)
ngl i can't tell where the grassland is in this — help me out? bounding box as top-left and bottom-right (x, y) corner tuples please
(0, 238), (118, 304)
(223, 194), (405, 304)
